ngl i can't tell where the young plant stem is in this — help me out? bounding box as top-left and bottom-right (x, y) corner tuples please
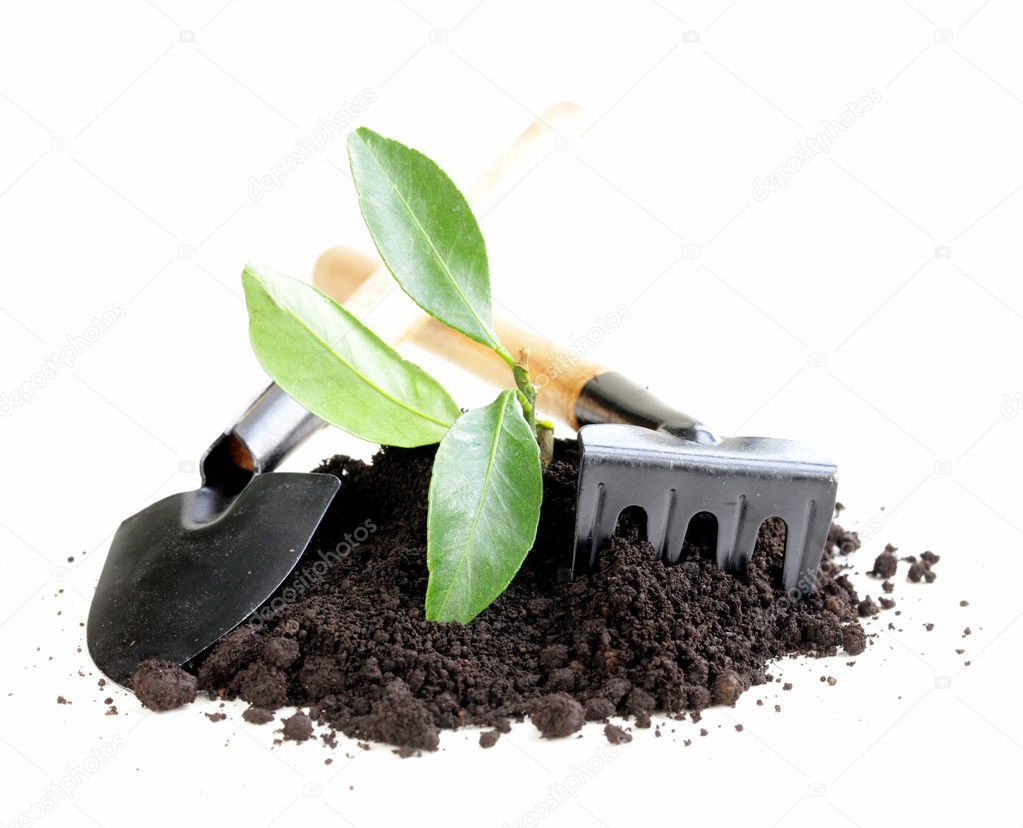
(535, 420), (554, 468)
(498, 345), (553, 465)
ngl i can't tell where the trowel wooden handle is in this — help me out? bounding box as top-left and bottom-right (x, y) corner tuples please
(314, 246), (605, 428)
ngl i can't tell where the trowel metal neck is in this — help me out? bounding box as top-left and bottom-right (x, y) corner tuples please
(200, 383), (326, 496)
(574, 372), (719, 444)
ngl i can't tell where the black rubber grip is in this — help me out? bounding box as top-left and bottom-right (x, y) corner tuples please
(575, 372), (716, 443)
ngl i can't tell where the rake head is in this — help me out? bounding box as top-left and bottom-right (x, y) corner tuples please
(572, 424), (838, 594)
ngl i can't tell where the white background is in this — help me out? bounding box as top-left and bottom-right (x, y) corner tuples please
(2, 1), (1021, 826)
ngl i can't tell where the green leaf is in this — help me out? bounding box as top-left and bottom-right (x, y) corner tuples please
(425, 390), (543, 622)
(348, 127), (500, 351)
(242, 263), (460, 447)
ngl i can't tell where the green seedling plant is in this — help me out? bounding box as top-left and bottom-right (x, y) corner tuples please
(242, 127), (550, 623)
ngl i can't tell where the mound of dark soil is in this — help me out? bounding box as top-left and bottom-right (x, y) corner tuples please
(193, 442), (872, 751)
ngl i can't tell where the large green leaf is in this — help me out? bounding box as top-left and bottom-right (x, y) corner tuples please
(242, 263), (460, 447)
(425, 391), (543, 622)
(347, 127), (500, 351)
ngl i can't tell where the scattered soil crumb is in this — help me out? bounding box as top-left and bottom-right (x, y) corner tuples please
(281, 712), (314, 742)
(908, 553), (939, 583)
(131, 660), (197, 711)
(603, 723), (632, 744)
(871, 547), (898, 578)
(843, 625), (866, 656)
(857, 597), (879, 617)
(243, 706), (274, 725)
(530, 693), (585, 739)
(479, 730), (501, 749)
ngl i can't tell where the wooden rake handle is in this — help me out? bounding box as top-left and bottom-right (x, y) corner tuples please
(315, 245), (603, 428)
(314, 246), (710, 440)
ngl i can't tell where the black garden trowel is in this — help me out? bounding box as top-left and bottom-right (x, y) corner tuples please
(87, 384), (338, 685)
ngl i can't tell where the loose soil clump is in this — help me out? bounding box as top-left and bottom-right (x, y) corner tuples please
(281, 711), (314, 742)
(530, 693), (586, 738)
(191, 443), (883, 751)
(604, 723), (632, 744)
(132, 659), (197, 711)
